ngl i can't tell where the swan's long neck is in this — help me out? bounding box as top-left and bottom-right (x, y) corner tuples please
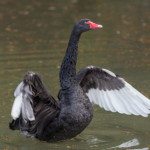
(60, 28), (81, 89)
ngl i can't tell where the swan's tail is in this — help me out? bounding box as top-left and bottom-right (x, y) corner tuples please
(10, 72), (60, 138)
(9, 72), (38, 131)
(9, 72), (49, 131)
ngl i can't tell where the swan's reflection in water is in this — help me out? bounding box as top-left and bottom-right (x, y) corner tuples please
(108, 138), (149, 150)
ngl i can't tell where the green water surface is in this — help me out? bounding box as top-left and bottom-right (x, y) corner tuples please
(0, 0), (150, 149)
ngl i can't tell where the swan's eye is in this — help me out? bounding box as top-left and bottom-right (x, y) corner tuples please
(79, 23), (84, 27)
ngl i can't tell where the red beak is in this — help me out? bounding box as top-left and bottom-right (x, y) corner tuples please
(86, 21), (103, 30)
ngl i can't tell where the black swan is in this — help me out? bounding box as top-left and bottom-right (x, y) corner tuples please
(9, 19), (150, 142)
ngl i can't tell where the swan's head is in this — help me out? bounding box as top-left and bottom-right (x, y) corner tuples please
(74, 19), (103, 33)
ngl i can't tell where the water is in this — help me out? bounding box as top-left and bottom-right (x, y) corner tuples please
(0, 0), (150, 149)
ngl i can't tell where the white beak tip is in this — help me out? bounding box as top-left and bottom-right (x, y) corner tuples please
(98, 25), (103, 28)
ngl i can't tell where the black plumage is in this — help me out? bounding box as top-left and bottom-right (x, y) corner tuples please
(9, 19), (99, 141)
(9, 19), (150, 142)
(77, 67), (125, 92)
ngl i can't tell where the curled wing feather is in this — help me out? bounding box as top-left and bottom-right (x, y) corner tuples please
(76, 66), (150, 117)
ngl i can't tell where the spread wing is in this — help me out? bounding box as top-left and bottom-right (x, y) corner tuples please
(76, 66), (150, 117)
(10, 72), (60, 136)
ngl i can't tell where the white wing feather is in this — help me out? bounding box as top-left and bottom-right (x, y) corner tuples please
(86, 79), (150, 117)
(11, 93), (23, 120)
(14, 82), (24, 97)
(11, 82), (35, 121)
